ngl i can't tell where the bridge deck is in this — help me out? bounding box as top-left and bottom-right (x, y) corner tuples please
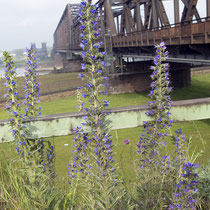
(63, 19), (210, 52)
(112, 20), (210, 48)
(52, 1), (210, 66)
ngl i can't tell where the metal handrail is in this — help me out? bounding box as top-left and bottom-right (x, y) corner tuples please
(115, 16), (210, 36)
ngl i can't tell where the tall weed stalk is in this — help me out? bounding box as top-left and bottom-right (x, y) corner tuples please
(1, 50), (58, 209)
(66, 0), (132, 209)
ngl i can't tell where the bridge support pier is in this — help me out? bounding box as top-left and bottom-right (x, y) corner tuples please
(107, 61), (152, 94)
(107, 61), (191, 94)
(170, 62), (191, 88)
(52, 53), (64, 70)
(62, 58), (82, 72)
(52, 52), (82, 72)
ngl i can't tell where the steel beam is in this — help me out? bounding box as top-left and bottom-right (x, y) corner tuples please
(104, 0), (117, 34)
(156, 0), (170, 26)
(144, 0), (152, 29)
(125, 4), (136, 32)
(181, 0), (200, 22)
(135, 1), (143, 31)
(184, 0), (198, 21)
(124, 5), (131, 33)
(67, 5), (73, 47)
(152, 0), (158, 28)
(122, 54), (210, 65)
(174, 0), (180, 24)
(207, 0), (210, 17)
(120, 8), (125, 33)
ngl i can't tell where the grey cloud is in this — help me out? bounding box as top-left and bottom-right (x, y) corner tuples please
(0, 0), (205, 51)
(0, 0), (80, 51)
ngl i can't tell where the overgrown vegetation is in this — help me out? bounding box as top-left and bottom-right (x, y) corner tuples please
(1, 73), (210, 120)
(0, 0), (209, 209)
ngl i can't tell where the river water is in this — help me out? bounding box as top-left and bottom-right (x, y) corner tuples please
(0, 67), (50, 77)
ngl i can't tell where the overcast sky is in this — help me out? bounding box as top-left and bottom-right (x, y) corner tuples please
(0, 0), (205, 52)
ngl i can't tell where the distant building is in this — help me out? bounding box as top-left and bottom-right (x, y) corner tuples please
(31, 42), (48, 60)
(10, 54), (17, 58)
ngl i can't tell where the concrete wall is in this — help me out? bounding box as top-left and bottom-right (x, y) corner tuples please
(1, 97), (210, 143)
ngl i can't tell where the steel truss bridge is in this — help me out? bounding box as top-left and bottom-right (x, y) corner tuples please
(52, 0), (210, 74)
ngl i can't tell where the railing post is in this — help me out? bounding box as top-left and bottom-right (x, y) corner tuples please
(190, 21), (193, 44)
(141, 32), (143, 45)
(120, 56), (123, 74)
(204, 20), (207, 43)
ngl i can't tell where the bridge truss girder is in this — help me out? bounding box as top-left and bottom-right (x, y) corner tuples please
(181, 0), (200, 22)
(53, 0), (209, 54)
(98, 0), (203, 36)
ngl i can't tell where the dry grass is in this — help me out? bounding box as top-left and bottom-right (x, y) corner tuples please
(0, 72), (87, 102)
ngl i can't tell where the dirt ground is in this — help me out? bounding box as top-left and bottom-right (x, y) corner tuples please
(40, 89), (75, 102)
(0, 72), (87, 102)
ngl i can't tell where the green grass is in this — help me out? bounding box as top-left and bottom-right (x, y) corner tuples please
(1, 119), (210, 183)
(0, 93), (149, 120)
(53, 120), (210, 182)
(1, 73), (210, 121)
(171, 74), (210, 101)
(1, 73), (210, 183)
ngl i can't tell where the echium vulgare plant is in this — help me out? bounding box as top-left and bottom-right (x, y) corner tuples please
(132, 42), (174, 209)
(68, 0), (113, 181)
(136, 42), (173, 168)
(2, 51), (57, 209)
(23, 46), (55, 176)
(3, 49), (55, 176)
(24, 46), (41, 117)
(169, 128), (199, 209)
(169, 163), (199, 209)
(67, 0), (127, 209)
(133, 42), (199, 209)
(173, 128), (187, 177)
(3, 52), (28, 160)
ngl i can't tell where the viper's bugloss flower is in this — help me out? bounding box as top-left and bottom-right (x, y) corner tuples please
(101, 61), (106, 67)
(24, 46), (41, 117)
(170, 162), (199, 209)
(173, 128), (187, 168)
(68, 0), (115, 183)
(137, 42), (172, 168)
(23, 46), (55, 176)
(3, 51), (27, 157)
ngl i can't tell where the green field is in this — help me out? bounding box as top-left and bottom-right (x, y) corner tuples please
(54, 119), (210, 180)
(1, 119), (210, 183)
(1, 73), (210, 120)
(1, 72), (210, 182)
